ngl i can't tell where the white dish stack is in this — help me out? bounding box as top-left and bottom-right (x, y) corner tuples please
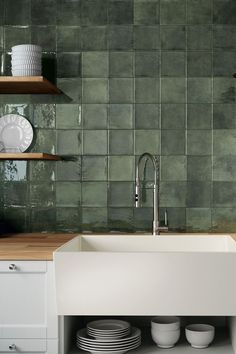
(11, 44), (42, 76)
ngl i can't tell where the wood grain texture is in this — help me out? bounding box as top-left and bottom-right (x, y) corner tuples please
(0, 76), (61, 94)
(0, 153), (62, 160)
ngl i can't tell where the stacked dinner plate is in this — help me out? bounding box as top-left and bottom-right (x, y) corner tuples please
(11, 44), (42, 76)
(77, 319), (141, 354)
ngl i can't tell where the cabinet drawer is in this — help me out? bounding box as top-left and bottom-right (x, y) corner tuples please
(0, 261), (46, 273)
(0, 339), (46, 352)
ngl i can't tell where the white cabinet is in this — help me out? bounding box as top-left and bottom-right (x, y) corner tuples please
(0, 261), (58, 354)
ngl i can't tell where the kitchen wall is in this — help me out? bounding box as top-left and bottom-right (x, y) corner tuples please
(0, 0), (236, 233)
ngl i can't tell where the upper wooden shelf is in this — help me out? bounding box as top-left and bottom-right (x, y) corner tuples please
(0, 76), (61, 94)
(0, 153), (62, 161)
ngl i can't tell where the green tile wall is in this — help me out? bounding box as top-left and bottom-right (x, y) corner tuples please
(1, 0), (236, 233)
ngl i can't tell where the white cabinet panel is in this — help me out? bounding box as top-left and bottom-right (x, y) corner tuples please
(0, 338), (46, 352)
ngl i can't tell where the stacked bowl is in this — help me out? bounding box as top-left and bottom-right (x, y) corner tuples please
(151, 316), (180, 349)
(11, 44), (42, 76)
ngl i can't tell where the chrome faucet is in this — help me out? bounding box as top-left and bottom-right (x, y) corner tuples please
(135, 152), (168, 235)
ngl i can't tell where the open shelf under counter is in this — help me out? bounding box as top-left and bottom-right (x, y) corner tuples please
(0, 153), (62, 161)
(0, 76), (61, 94)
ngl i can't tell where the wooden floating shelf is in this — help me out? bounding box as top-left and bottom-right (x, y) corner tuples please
(0, 153), (62, 161)
(0, 76), (61, 94)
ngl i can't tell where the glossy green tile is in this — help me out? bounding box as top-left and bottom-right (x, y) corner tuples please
(213, 182), (236, 207)
(4, 26), (31, 51)
(187, 156), (212, 181)
(213, 130), (236, 155)
(109, 79), (134, 103)
(0, 0), (4, 25)
(56, 158), (81, 181)
(187, 25), (212, 50)
(213, 156), (236, 181)
(81, 0), (108, 25)
(3, 161), (27, 182)
(213, 52), (236, 77)
(109, 104), (133, 129)
(160, 181), (186, 207)
(187, 104), (212, 129)
(186, 208), (211, 231)
(82, 104), (108, 129)
(161, 130), (185, 155)
(57, 1), (81, 25)
(187, 181), (211, 207)
(56, 104), (81, 129)
(57, 130), (82, 155)
(187, 130), (212, 155)
(109, 52), (133, 78)
(33, 104), (55, 128)
(134, 26), (160, 50)
(83, 130), (107, 155)
(108, 1), (133, 24)
(82, 52), (108, 78)
(32, 130), (56, 153)
(5, 0), (30, 25)
(160, 0), (186, 24)
(30, 208), (56, 232)
(135, 52), (159, 77)
(133, 207), (153, 231)
(109, 130), (133, 155)
(82, 207), (108, 231)
(161, 156), (187, 181)
(161, 25), (186, 50)
(29, 161), (55, 181)
(213, 104), (236, 129)
(187, 0), (212, 24)
(108, 26), (133, 50)
(212, 208), (236, 232)
(213, 78), (236, 103)
(3, 182), (28, 207)
(213, 0), (236, 24)
(135, 78), (160, 103)
(30, 182), (55, 207)
(56, 181), (81, 207)
(31, 26), (56, 51)
(161, 104), (186, 129)
(0, 28), (3, 51)
(57, 78), (82, 103)
(187, 51), (212, 77)
(108, 207), (134, 231)
(56, 207), (81, 232)
(108, 182), (133, 207)
(82, 79), (108, 103)
(161, 78), (186, 103)
(57, 26), (81, 52)
(134, 1), (159, 25)
(135, 104), (160, 129)
(135, 130), (160, 155)
(187, 78), (212, 103)
(31, 0), (56, 25)
(161, 51), (186, 77)
(3, 207), (28, 232)
(160, 207), (186, 231)
(57, 53), (81, 78)
(82, 182), (107, 207)
(82, 156), (107, 181)
(109, 156), (134, 181)
(81, 27), (107, 50)
(213, 26), (236, 51)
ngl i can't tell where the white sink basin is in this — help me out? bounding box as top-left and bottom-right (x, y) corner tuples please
(54, 234), (236, 316)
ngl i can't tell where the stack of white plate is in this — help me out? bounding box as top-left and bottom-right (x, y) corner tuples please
(77, 319), (141, 354)
(11, 44), (42, 76)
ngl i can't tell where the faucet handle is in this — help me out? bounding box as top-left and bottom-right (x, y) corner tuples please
(164, 209), (168, 227)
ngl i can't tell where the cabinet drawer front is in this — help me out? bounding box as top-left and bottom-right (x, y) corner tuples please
(0, 261), (46, 273)
(0, 339), (46, 352)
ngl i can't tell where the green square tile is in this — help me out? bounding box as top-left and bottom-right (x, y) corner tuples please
(109, 79), (134, 103)
(135, 104), (160, 129)
(160, 0), (186, 24)
(82, 207), (107, 231)
(56, 104), (81, 129)
(82, 104), (108, 129)
(57, 130), (82, 155)
(187, 78), (212, 103)
(57, 53), (81, 78)
(82, 156), (107, 181)
(213, 104), (236, 129)
(161, 156), (187, 181)
(108, 1), (133, 24)
(161, 25), (186, 50)
(57, 78), (82, 103)
(0, 28), (3, 51)
(213, 0), (236, 24)
(82, 52), (108, 78)
(135, 78), (160, 103)
(57, 1), (81, 25)
(82, 79), (108, 103)
(213, 78), (236, 103)
(109, 130), (133, 155)
(0, 0), (4, 25)
(135, 130), (160, 155)
(186, 181), (211, 207)
(160, 207), (186, 231)
(31, 0), (56, 25)
(3, 207), (28, 232)
(134, 1), (159, 25)
(108, 207), (134, 232)
(5, 0), (30, 25)
(109, 104), (133, 129)
(213, 26), (236, 51)
(29, 161), (55, 181)
(83, 130), (108, 155)
(82, 182), (107, 207)
(108, 182), (134, 207)
(30, 182), (55, 207)
(135, 52), (159, 77)
(109, 156), (134, 181)
(4, 26), (31, 51)
(81, 27), (107, 50)
(30, 208), (56, 232)
(161, 51), (186, 77)
(187, 51), (212, 77)
(187, 0), (212, 24)
(213, 130), (236, 155)
(213, 182), (236, 207)
(31, 26), (56, 51)
(4, 161), (27, 182)
(213, 52), (236, 77)
(109, 52), (134, 77)
(187, 156), (212, 181)
(213, 156), (236, 181)
(32, 130), (56, 153)
(108, 26), (133, 50)
(161, 130), (185, 155)
(3, 182), (28, 207)
(187, 104), (212, 129)
(160, 181), (186, 207)
(187, 130), (212, 155)
(212, 208), (236, 232)
(33, 104), (56, 128)
(161, 104), (186, 129)
(133, 207), (153, 231)
(57, 26), (80, 52)
(56, 207), (81, 232)
(56, 158), (81, 181)
(186, 208), (211, 231)
(187, 25), (212, 50)
(56, 181), (81, 207)
(81, 0), (108, 25)
(134, 26), (160, 50)
(161, 78), (186, 103)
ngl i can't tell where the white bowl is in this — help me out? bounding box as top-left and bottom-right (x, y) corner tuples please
(185, 324), (215, 349)
(12, 58), (41, 63)
(12, 71), (42, 77)
(12, 64), (42, 69)
(151, 328), (180, 349)
(151, 317), (180, 331)
(12, 44), (42, 52)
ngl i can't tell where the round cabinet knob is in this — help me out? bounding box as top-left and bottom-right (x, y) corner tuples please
(9, 344), (16, 351)
(9, 264), (17, 271)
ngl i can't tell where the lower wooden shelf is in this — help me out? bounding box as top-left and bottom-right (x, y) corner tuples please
(0, 153), (62, 160)
(0, 76), (61, 94)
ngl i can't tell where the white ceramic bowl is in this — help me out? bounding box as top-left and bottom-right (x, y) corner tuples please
(151, 317), (180, 331)
(12, 44), (42, 52)
(12, 58), (41, 64)
(12, 64), (42, 69)
(151, 328), (180, 349)
(185, 324), (215, 349)
(12, 71), (41, 77)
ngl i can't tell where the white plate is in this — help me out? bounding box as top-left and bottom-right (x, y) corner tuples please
(0, 114), (33, 152)
(87, 320), (130, 333)
(78, 336), (140, 347)
(77, 338), (141, 349)
(77, 328), (140, 344)
(77, 340), (141, 353)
